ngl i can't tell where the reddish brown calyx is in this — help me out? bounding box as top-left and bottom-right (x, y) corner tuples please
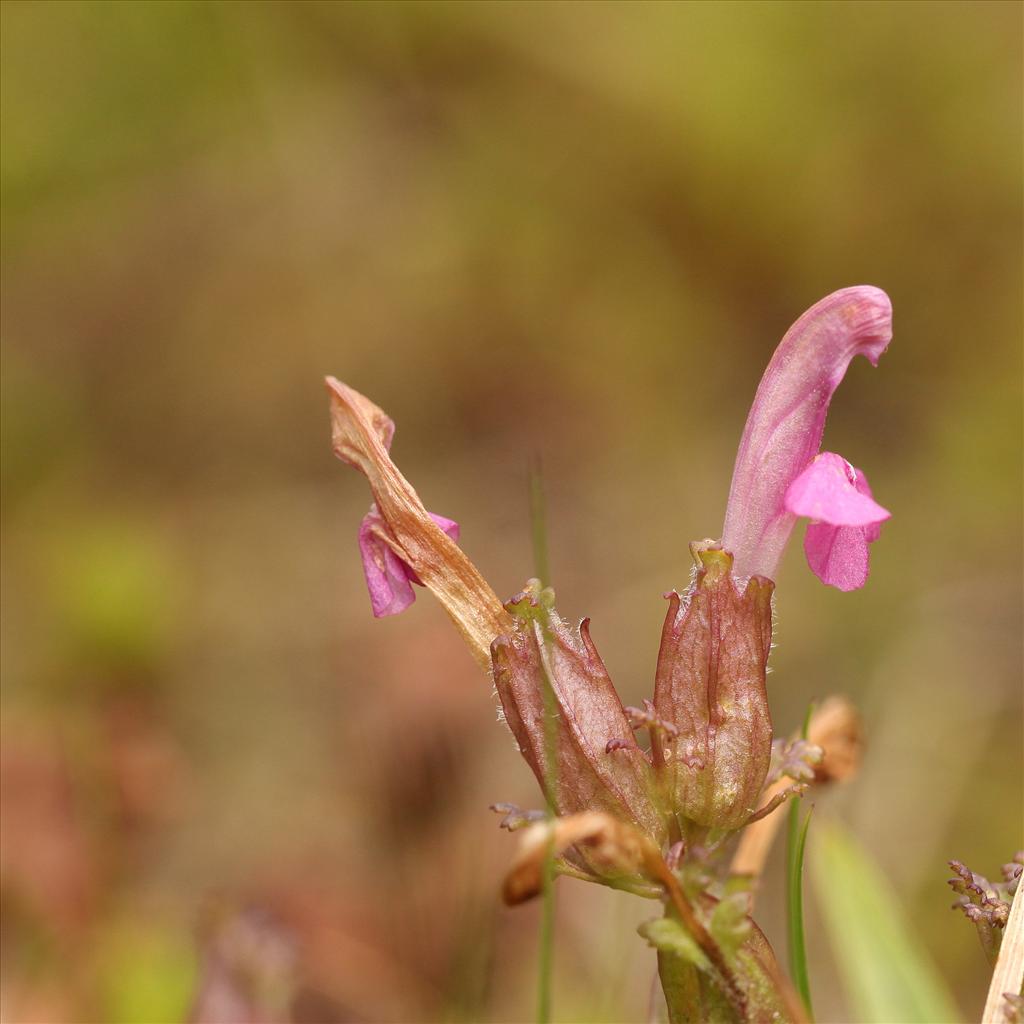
(490, 581), (667, 846)
(652, 544), (775, 833)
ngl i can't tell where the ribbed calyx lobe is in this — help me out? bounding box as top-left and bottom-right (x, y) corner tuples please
(653, 545), (774, 832)
(491, 585), (666, 845)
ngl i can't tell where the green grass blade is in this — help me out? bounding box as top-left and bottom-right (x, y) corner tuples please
(787, 800), (814, 1019)
(810, 819), (962, 1024)
(537, 854), (555, 1024)
(801, 700), (816, 740)
(785, 699), (816, 1017)
(529, 456), (551, 589)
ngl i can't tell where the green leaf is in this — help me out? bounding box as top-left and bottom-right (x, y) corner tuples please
(639, 917), (712, 972)
(810, 819), (962, 1024)
(710, 892), (753, 958)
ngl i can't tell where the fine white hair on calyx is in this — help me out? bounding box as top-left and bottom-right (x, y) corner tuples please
(493, 683), (524, 750)
(767, 590), (779, 675)
(493, 701), (520, 750)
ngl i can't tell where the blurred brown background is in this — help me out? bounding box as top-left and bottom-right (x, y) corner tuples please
(1, 2), (1021, 1022)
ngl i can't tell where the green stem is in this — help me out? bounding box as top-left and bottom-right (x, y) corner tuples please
(530, 458), (557, 1023)
(657, 949), (702, 1024)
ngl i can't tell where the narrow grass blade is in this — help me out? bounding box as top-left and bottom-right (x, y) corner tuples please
(810, 819), (962, 1024)
(785, 699), (816, 1017)
(529, 456), (551, 590)
(786, 800), (814, 1019)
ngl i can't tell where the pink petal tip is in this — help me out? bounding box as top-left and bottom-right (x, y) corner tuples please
(788, 454), (889, 591)
(784, 453), (890, 528)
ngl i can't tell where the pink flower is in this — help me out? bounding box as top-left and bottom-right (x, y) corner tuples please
(721, 286), (893, 589)
(785, 453), (889, 591)
(343, 408), (462, 616)
(326, 377), (463, 618)
(359, 506), (461, 617)
(326, 376), (508, 668)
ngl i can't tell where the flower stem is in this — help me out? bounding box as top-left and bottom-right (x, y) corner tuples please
(530, 458), (557, 1023)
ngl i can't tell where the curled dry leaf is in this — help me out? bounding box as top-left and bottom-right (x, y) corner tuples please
(326, 377), (511, 670)
(501, 811), (659, 906)
(982, 868), (1023, 1023)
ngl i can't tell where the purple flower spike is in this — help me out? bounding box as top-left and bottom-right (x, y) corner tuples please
(785, 453), (890, 591)
(721, 286), (892, 584)
(359, 507), (461, 617)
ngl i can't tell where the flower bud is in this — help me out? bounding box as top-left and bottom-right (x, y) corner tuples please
(653, 544), (774, 833)
(731, 697), (864, 883)
(808, 695), (864, 784)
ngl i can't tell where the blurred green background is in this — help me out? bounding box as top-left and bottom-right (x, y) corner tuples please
(2, 2), (1021, 1022)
